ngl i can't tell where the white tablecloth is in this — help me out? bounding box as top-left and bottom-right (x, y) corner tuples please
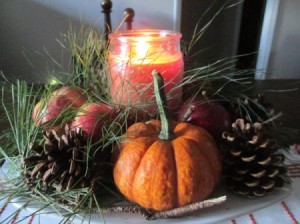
(1, 145), (300, 224)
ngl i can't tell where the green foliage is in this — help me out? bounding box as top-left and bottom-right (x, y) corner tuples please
(59, 25), (111, 102)
(0, 81), (43, 160)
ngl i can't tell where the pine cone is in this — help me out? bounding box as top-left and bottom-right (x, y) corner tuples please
(221, 118), (287, 198)
(24, 128), (109, 192)
(228, 94), (275, 123)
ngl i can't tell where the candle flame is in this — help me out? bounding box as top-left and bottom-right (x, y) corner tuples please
(113, 33), (180, 64)
(135, 37), (150, 59)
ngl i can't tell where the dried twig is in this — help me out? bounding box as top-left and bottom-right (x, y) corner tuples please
(101, 195), (227, 220)
(179, 103), (195, 122)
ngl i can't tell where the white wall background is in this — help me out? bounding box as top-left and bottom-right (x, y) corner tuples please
(0, 0), (181, 83)
(31, 0), (182, 31)
(266, 0), (300, 79)
(3, 0), (297, 82)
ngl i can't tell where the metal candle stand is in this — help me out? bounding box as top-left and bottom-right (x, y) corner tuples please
(101, 0), (135, 40)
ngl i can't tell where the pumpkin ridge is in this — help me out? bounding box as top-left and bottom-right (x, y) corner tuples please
(182, 136), (220, 183)
(174, 123), (222, 184)
(132, 139), (178, 210)
(188, 138), (217, 192)
(169, 138), (179, 209)
(151, 140), (177, 210)
(175, 122), (215, 142)
(172, 137), (195, 206)
(126, 122), (159, 138)
(147, 140), (163, 209)
(131, 138), (159, 208)
(114, 136), (156, 201)
(173, 137), (216, 205)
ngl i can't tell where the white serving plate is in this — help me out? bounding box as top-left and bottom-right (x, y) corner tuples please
(1, 161), (292, 224)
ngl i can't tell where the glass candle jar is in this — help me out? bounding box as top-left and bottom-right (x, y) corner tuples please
(108, 29), (184, 115)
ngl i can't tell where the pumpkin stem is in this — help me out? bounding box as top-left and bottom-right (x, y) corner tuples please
(152, 70), (175, 140)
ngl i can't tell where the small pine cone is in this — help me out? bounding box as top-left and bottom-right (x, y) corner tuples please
(24, 128), (108, 192)
(228, 94), (275, 123)
(221, 118), (287, 198)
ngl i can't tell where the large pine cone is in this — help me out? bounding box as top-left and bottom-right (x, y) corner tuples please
(221, 118), (287, 198)
(24, 128), (109, 192)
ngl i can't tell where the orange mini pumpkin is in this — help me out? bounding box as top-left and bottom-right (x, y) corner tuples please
(113, 71), (222, 211)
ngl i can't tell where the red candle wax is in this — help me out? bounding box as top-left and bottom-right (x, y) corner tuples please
(108, 30), (184, 115)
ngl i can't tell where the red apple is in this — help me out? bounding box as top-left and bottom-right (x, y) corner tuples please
(70, 102), (116, 139)
(32, 86), (87, 128)
(177, 96), (231, 140)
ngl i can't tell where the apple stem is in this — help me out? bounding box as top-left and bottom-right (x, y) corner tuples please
(152, 70), (175, 140)
(202, 91), (213, 105)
